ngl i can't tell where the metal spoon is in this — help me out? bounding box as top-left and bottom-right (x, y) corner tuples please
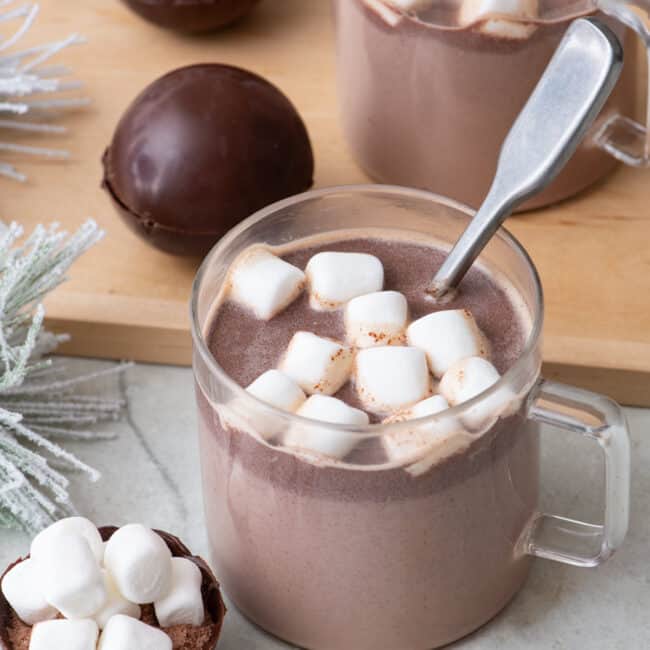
(428, 18), (624, 299)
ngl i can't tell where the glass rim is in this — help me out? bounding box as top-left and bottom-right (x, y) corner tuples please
(190, 184), (544, 437)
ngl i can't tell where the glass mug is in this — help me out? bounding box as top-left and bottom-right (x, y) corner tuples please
(334, 0), (650, 211)
(191, 186), (630, 649)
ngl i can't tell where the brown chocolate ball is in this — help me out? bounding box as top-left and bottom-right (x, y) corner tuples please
(121, 0), (260, 33)
(102, 64), (314, 256)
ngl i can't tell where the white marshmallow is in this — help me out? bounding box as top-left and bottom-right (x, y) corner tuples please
(98, 615), (172, 650)
(103, 524), (172, 605)
(385, 0), (432, 11)
(345, 291), (408, 348)
(38, 533), (107, 619)
(305, 252), (384, 311)
(383, 395), (462, 471)
(230, 249), (305, 320)
(247, 370), (306, 413)
(284, 395), (369, 459)
(93, 571), (141, 630)
(355, 346), (431, 413)
(30, 619), (98, 650)
(440, 356), (515, 430)
(31, 516), (104, 566)
(154, 558), (204, 628)
(363, 0), (403, 26)
(460, 0), (538, 39)
(407, 309), (488, 377)
(240, 369), (307, 439)
(0, 559), (57, 625)
(280, 331), (354, 395)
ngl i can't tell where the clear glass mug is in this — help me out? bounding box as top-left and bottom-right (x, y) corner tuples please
(333, 0), (650, 211)
(191, 186), (631, 650)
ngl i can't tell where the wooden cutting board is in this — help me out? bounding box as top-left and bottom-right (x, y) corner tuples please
(3, 0), (650, 406)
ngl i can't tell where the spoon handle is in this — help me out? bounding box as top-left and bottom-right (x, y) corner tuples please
(429, 17), (623, 298)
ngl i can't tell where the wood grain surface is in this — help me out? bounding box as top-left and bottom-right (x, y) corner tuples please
(2, 0), (649, 405)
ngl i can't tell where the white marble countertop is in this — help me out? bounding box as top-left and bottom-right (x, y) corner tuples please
(1, 358), (648, 649)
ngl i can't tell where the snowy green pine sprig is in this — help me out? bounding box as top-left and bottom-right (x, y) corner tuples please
(0, 220), (127, 533)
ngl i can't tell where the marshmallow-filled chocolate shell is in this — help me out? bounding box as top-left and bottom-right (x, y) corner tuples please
(102, 64), (314, 256)
(121, 0), (260, 33)
(0, 526), (226, 650)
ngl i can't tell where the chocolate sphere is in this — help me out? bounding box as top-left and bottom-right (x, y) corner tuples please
(102, 64), (314, 256)
(121, 0), (260, 33)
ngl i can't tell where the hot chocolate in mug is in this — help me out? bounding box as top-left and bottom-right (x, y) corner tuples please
(192, 186), (631, 649)
(334, 0), (650, 210)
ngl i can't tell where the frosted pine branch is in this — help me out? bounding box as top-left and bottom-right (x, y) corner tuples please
(0, 220), (127, 533)
(0, 1), (87, 182)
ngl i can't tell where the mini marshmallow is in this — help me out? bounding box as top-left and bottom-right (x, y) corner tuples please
(31, 516), (104, 565)
(460, 0), (538, 39)
(284, 395), (369, 459)
(345, 291), (408, 348)
(93, 571), (141, 630)
(98, 615), (172, 650)
(0, 559), (57, 625)
(30, 619), (98, 650)
(440, 356), (515, 430)
(38, 534), (107, 619)
(103, 524), (172, 604)
(383, 395), (461, 469)
(407, 309), (488, 377)
(230, 249), (305, 320)
(280, 331), (353, 395)
(154, 558), (204, 628)
(239, 369), (307, 439)
(305, 252), (384, 310)
(355, 346), (431, 413)
(247, 370), (306, 413)
(385, 0), (432, 10)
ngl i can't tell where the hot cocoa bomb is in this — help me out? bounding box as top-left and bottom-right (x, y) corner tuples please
(102, 64), (314, 256)
(121, 0), (260, 33)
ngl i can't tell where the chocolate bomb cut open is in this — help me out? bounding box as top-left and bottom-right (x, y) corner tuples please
(102, 64), (314, 257)
(0, 527), (226, 650)
(121, 0), (260, 33)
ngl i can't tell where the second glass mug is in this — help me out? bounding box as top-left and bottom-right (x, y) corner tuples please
(334, 0), (650, 211)
(192, 186), (631, 650)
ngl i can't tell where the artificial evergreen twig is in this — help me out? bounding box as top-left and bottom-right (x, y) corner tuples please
(0, 220), (127, 533)
(0, 0), (88, 182)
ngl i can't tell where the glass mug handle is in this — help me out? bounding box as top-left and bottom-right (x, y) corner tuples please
(522, 379), (631, 568)
(593, 0), (650, 164)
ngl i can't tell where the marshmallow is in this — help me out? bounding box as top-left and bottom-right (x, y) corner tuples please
(98, 615), (172, 650)
(363, 0), (403, 26)
(30, 619), (98, 650)
(280, 331), (354, 395)
(383, 395), (460, 467)
(440, 356), (515, 430)
(38, 533), (107, 619)
(154, 558), (204, 628)
(460, 0), (538, 39)
(93, 571), (141, 630)
(305, 252), (384, 310)
(230, 249), (305, 320)
(247, 370), (306, 414)
(103, 524), (172, 604)
(407, 309), (488, 377)
(385, 0), (432, 11)
(31, 516), (104, 566)
(239, 369), (307, 439)
(0, 559), (57, 625)
(345, 291), (408, 348)
(355, 346), (431, 413)
(284, 395), (369, 459)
